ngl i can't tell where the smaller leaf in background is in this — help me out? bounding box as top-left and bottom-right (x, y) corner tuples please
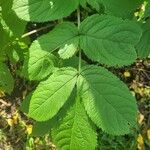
(101, 0), (144, 19)
(0, 0), (27, 65)
(0, 63), (14, 94)
(1, 0), (26, 37)
(28, 67), (78, 121)
(52, 96), (97, 150)
(145, 2), (150, 17)
(136, 19), (150, 58)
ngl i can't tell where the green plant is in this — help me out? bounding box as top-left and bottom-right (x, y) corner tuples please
(1, 0), (150, 149)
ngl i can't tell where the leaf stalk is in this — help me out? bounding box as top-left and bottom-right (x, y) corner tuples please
(77, 7), (81, 74)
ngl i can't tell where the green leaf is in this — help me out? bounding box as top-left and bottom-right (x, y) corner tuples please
(136, 19), (150, 58)
(86, 0), (143, 18)
(79, 14), (142, 67)
(0, 25), (7, 61)
(12, 0), (79, 22)
(101, 0), (144, 18)
(21, 93), (53, 136)
(6, 44), (21, 64)
(79, 0), (87, 8)
(26, 23), (79, 80)
(22, 48), (58, 81)
(1, 0), (26, 37)
(144, 1), (150, 17)
(0, 0), (26, 62)
(63, 56), (87, 68)
(32, 121), (51, 137)
(78, 65), (137, 135)
(0, 49), (6, 62)
(0, 23), (11, 54)
(28, 67), (78, 121)
(58, 38), (79, 59)
(87, 0), (104, 12)
(30, 22), (78, 54)
(52, 96), (97, 150)
(32, 89), (76, 137)
(20, 92), (33, 114)
(0, 62), (14, 94)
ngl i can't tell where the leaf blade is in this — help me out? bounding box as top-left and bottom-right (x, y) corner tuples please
(102, 0), (144, 18)
(28, 67), (78, 121)
(78, 65), (138, 135)
(52, 96), (97, 150)
(12, 0), (79, 22)
(80, 14), (142, 67)
(0, 63), (14, 94)
(22, 48), (58, 81)
(136, 19), (150, 58)
(30, 22), (78, 54)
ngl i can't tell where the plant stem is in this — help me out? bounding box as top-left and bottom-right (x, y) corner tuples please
(21, 23), (54, 38)
(77, 7), (81, 29)
(77, 7), (81, 74)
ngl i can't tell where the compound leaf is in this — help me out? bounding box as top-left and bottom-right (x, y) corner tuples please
(52, 96), (97, 150)
(78, 65), (138, 135)
(12, 0), (79, 22)
(80, 14), (142, 67)
(28, 67), (78, 121)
